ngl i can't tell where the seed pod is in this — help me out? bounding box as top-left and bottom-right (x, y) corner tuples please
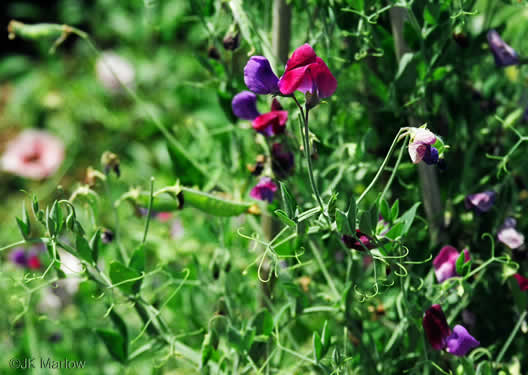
(8, 21), (64, 41)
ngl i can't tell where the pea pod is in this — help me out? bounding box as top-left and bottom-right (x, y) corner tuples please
(8, 21), (65, 40)
(134, 187), (258, 217)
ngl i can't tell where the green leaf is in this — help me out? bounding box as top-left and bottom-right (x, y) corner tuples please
(129, 245), (146, 273)
(253, 310), (273, 338)
(109, 309), (128, 346)
(50, 201), (64, 235)
(16, 217), (30, 240)
(90, 229), (101, 263)
(201, 333), (214, 368)
(396, 52), (414, 79)
(336, 209), (353, 235)
(75, 233), (93, 263)
(321, 320), (331, 356)
(396, 202), (421, 236)
(274, 209), (296, 227)
(313, 331), (323, 363)
(391, 199), (399, 220)
(279, 182), (296, 219)
(166, 140), (207, 188)
(327, 193), (338, 221)
(96, 329), (127, 363)
(455, 252), (466, 276)
(379, 198), (390, 222)
(359, 210), (372, 235)
(347, 198), (357, 231)
(109, 261), (142, 295)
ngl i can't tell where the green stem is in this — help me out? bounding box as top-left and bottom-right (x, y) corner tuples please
(357, 129), (403, 205)
(142, 177), (155, 245)
(495, 310), (527, 363)
(380, 135), (408, 201)
(309, 240), (340, 299)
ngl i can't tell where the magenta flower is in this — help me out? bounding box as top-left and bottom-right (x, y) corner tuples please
(433, 245), (470, 283)
(497, 217), (524, 249)
(232, 91), (261, 120)
(445, 325), (480, 356)
(278, 44), (337, 99)
(250, 177), (278, 203)
(408, 128), (438, 165)
(244, 56), (279, 95)
(487, 30), (519, 67)
(27, 251), (42, 270)
(271, 142), (294, 179)
(513, 274), (528, 291)
(423, 305), (479, 356)
(464, 191), (496, 214)
(1, 130), (64, 180)
(341, 230), (375, 251)
(252, 111), (288, 136)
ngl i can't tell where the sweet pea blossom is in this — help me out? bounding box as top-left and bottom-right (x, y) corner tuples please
(464, 191), (496, 214)
(244, 56), (279, 95)
(513, 274), (528, 291)
(408, 128), (439, 165)
(1, 129), (64, 180)
(433, 245), (470, 283)
(9, 247), (41, 270)
(232, 91), (261, 120)
(96, 52), (135, 92)
(250, 177), (278, 203)
(423, 305), (479, 356)
(341, 230), (375, 251)
(487, 30), (519, 67)
(278, 44), (337, 99)
(497, 217), (524, 249)
(252, 111), (288, 136)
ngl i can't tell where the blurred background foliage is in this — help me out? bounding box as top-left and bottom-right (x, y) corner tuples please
(1, 0), (528, 374)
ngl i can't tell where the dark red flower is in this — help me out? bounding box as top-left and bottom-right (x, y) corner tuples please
(423, 305), (451, 350)
(341, 230), (375, 251)
(252, 111), (288, 136)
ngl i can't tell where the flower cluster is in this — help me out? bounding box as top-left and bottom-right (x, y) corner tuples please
(233, 44), (336, 203)
(9, 246), (42, 270)
(423, 305), (479, 356)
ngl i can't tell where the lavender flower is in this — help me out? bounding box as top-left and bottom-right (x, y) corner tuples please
(464, 191), (496, 214)
(446, 325), (480, 356)
(487, 30), (519, 67)
(232, 91), (260, 120)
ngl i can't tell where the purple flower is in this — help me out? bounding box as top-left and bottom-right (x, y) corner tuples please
(244, 56), (279, 95)
(423, 305), (451, 350)
(408, 128), (439, 165)
(433, 245), (470, 283)
(271, 142), (294, 179)
(341, 230), (375, 251)
(487, 30), (519, 67)
(232, 91), (261, 120)
(250, 177), (278, 203)
(464, 191), (496, 214)
(423, 305), (479, 356)
(9, 248), (27, 267)
(446, 325), (480, 356)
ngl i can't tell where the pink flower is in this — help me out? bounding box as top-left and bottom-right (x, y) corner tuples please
(250, 177), (278, 203)
(252, 111), (288, 136)
(408, 128), (438, 164)
(433, 245), (470, 283)
(278, 44), (337, 99)
(1, 130), (64, 180)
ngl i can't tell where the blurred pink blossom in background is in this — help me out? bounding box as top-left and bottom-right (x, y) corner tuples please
(96, 52), (135, 92)
(1, 129), (64, 180)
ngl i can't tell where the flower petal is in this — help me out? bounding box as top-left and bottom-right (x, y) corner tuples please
(433, 246), (460, 283)
(445, 325), (479, 356)
(232, 91), (260, 120)
(284, 43), (317, 72)
(498, 227), (525, 249)
(252, 111), (288, 136)
(244, 56), (279, 94)
(423, 305), (451, 350)
(312, 57), (337, 98)
(513, 273), (528, 291)
(279, 65), (311, 96)
(487, 30), (519, 68)
(408, 142), (428, 164)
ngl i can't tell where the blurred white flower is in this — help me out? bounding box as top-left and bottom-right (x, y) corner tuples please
(96, 52), (135, 92)
(1, 129), (64, 180)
